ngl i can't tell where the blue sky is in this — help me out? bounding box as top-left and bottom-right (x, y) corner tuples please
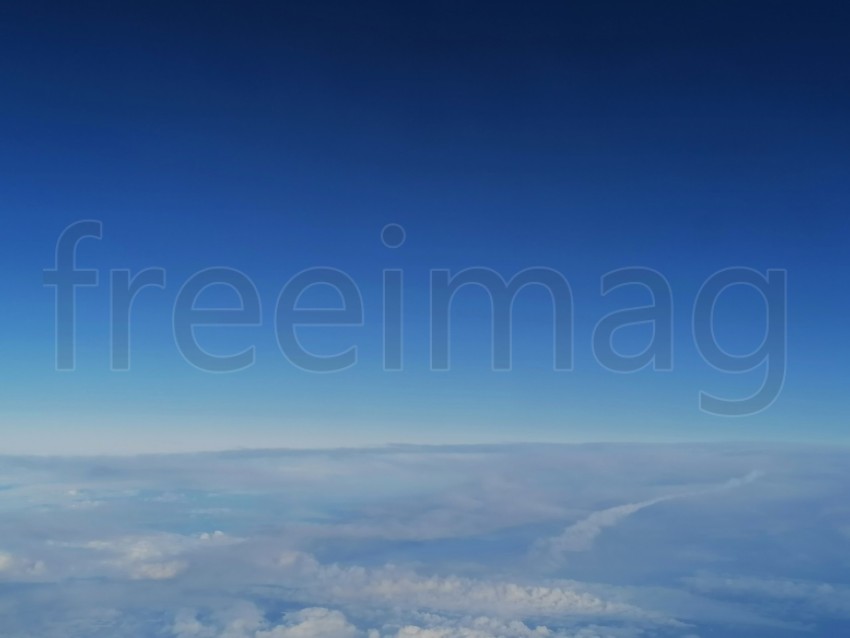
(2, 4), (850, 636)
(1, 1), (849, 452)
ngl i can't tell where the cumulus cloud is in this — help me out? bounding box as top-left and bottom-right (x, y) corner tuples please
(391, 617), (552, 638)
(173, 606), (360, 638)
(65, 530), (240, 580)
(171, 606), (647, 638)
(270, 551), (665, 625)
(384, 612), (605, 638)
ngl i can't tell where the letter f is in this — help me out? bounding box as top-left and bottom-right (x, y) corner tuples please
(43, 220), (103, 370)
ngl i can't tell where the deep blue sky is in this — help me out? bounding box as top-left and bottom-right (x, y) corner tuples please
(1, 1), (848, 452)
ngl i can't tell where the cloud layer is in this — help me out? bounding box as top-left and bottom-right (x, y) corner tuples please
(0, 444), (847, 637)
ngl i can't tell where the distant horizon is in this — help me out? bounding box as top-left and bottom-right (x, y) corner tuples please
(1, 3), (848, 636)
(3, 436), (847, 458)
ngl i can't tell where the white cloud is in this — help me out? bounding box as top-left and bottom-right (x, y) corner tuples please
(0, 444), (844, 638)
(0, 550), (46, 579)
(75, 531), (240, 580)
(532, 471), (763, 566)
(271, 551), (664, 624)
(386, 613), (559, 638)
(173, 606), (360, 638)
(171, 606), (649, 638)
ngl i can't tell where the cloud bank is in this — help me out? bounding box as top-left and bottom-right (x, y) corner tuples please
(0, 444), (846, 637)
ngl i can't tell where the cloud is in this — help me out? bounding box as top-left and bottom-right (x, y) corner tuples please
(270, 551), (667, 626)
(684, 573), (850, 618)
(60, 530), (240, 581)
(531, 471), (763, 566)
(171, 606), (647, 638)
(0, 444), (845, 638)
(173, 606), (360, 638)
(384, 613), (604, 638)
(0, 551), (46, 579)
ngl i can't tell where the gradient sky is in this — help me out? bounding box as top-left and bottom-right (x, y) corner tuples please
(1, 1), (848, 452)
